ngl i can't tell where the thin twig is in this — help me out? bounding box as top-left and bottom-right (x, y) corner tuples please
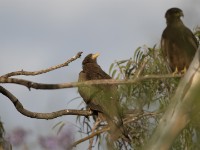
(71, 126), (109, 148)
(88, 119), (101, 150)
(1, 52), (83, 78)
(0, 74), (183, 90)
(123, 111), (161, 125)
(0, 86), (92, 119)
(135, 57), (149, 77)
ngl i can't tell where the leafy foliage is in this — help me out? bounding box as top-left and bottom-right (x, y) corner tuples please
(109, 46), (181, 149)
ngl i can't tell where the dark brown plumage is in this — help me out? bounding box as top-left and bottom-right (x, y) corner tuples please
(78, 53), (124, 140)
(161, 8), (198, 72)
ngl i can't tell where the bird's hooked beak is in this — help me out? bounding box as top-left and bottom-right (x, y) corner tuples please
(91, 53), (100, 59)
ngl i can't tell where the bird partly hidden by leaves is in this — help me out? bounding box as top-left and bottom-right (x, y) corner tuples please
(78, 53), (126, 141)
(161, 7), (198, 73)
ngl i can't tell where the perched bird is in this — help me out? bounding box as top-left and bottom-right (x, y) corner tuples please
(78, 53), (124, 140)
(161, 7), (198, 72)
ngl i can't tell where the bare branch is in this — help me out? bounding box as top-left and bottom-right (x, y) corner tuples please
(0, 86), (92, 119)
(1, 52), (83, 78)
(0, 74), (183, 90)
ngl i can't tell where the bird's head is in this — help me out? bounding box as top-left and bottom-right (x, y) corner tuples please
(165, 8), (184, 22)
(82, 53), (100, 65)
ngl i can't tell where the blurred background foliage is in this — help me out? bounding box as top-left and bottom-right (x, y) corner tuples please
(76, 28), (200, 150)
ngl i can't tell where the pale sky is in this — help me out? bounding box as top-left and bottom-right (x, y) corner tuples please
(0, 1), (200, 149)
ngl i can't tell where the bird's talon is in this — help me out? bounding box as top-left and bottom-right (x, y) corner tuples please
(181, 67), (187, 74)
(172, 67), (178, 75)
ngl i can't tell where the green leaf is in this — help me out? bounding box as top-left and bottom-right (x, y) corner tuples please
(111, 69), (117, 78)
(109, 63), (115, 75)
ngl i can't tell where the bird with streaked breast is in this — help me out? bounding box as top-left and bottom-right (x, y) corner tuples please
(78, 53), (126, 140)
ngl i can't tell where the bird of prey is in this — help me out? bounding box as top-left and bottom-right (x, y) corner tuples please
(78, 53), (124, 140)
(161, 7), (198, 72)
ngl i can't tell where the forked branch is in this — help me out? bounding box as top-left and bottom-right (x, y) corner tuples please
(0, 86), (92, 119)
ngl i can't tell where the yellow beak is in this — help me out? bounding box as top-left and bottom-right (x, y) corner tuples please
(91, 53), (100, 59)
